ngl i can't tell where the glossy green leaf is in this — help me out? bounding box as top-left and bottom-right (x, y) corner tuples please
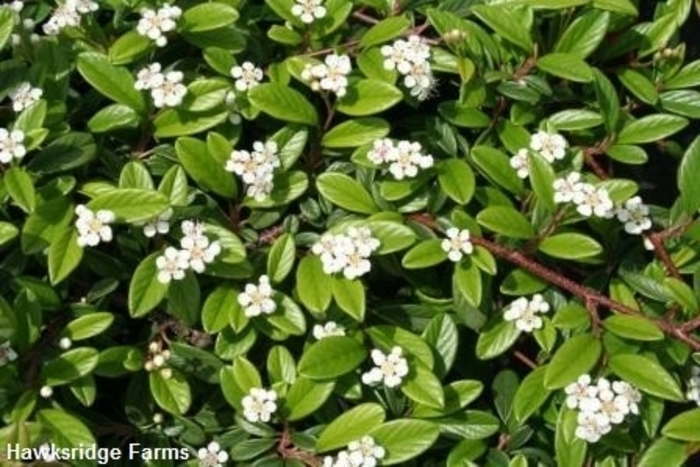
(248, 83), (318, 125)
(316, 173), (379, 214)
(544, 334), (601, 389)
(316, 403), (386, 452)
(608, 354), (685, 401)
(298, 336), (367, 380)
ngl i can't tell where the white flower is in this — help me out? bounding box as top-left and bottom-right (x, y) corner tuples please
(151, 71), (187, 108)
(575, 411), (611, 443)
(71, 0), (99, 14)
(0, 341), (18, 366)
(140, 208), (173, 238)
(225, 141), (280, 201)
(181, 220), (206, 240)
(242, 387), (278, 423)
(40, 385), (53, 399)
(9, 1), (24, 12)
(441, 227), (473, 262)
(312, 227), (380, 279)
(238, 275), (277, 317)
(530, 130), (567, 163)
(302, 54), (352, 98)
(565, 374), (593, 410)
(75, 204), (115, 247)
(180, 235), (221, 274)
(347, 436), (386, 467)
(9, 83), (43, 112)
(381, 35), (431, 73)
(291, 0), (326, 24)
(135, 63), (164, 91)
(612, 380), (641, 415)
(313, 321), (346, 340)
(136, 4), (181, 47)
(503, 294), (549, 333)
(387, 140), (434, 180)
(572, 183), (614, 218)
(156, 247), (190, 284)
(553, 171), (583, 204)
(231, 62), (264, 91)
(0, 128), (26, 163)
(58, 337), (72, 350)
(510, 149), (530, 179)
(403, 61), (433, 92)
(246, 175), (275, 201)
(361, 346), (409, 388)
(367, 138), (396, 165)
(197, 441), (228, 467)
(42, 2), (81, 35)
(615, 196), (651, 235)
(324, 450), (354, 467)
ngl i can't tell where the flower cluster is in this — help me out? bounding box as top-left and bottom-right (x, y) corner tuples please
(291, 0), (327, 24)
(136, 208), (173, 238)
(0, 128), (26, 164)
(238, 275), (277, 318)
(552, 171), (614, 218)
(136, 4), (181, 47)
(0, 341), (18, 366)
(503, 294), (550, 332)
(231, 62), (264, 92)
(242, 387), (278, 423)
(441, 227), (474, 262)
(143, 341), (173, 379)
(381, 35), (435, 100)
(155, 221), (221, 283)
(8, 82), (42, 112)
(366, 138), (434, 180)
(75, 204), (115, 248)
(311, 227), (380, 279)
(362, 346), (409, 388)
(301, 53), (352, 98)
(43, 0), (98, 35)
(225, 140), (281, 201)
(313, 321), (346, 340)
(565, 375), (642, 443)
(686, 366), (700, 406)
(135, 63), (188, 108)
(323, 436), (386, 467)
(511, 130), (568, 179)
(197, 441), (228, 467)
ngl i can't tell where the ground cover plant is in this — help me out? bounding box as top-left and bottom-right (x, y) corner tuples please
(1, 0), (700, 465)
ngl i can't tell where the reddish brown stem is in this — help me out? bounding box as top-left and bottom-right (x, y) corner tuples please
(514, 351), (537, 369)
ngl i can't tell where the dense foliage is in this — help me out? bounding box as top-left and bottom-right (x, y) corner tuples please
(2, 0), (700, 466)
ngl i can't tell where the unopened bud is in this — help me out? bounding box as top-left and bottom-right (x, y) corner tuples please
(160, 368), (172, 379)
(58, 337), (72, 350)
(40, 386), (53, 398)
(152, 413), (164, 424)
(153, 354), (165, 368)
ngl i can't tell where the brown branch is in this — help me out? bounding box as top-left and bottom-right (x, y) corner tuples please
(513, 351), (537, 369)
(352, 11), (379, 25)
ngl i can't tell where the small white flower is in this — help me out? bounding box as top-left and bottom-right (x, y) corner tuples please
(291, 0), (327, 24)
(242, 387), (278, 423)
(225, 141), (280, 201)
(553, 171), (583, 204)
(58, 337), (72, 350)
(75, 204), (115, 247)
(381, 35), (430, 73)
(367, 138), (396, 165)
(510, 149), (530, 179)
(0, 128), (26, 163)
(612, 380), (641, 415)
(361, 346), (409, 388)
(197, 441), (229, 467)
(40, 385), (53, 399)
(615, 196), (651, 235)
(324, 450), (354, 467)
(573, 183), (614, 218)
(136, 4), (181, 47)
(441, 227), (473, 262)
(231, 62), (264, 92)
(302, 54), (352, 98)
(575, 410), (611, 443)
(151, 70), (187, 108)
(181, 220), (206, 240)
(347, 436), (386, 467)
(313, 321), (346, 340)
(403, 61), (433, 92)
(155, 247), (190, 284)
(135, 63), (164, 91)
(387, 140), (433, 180)
(180, 235), (221, 273)
(42, 2), (82, 35)
(503, 294), (549, 333)
(72, 0), (99, 14)
(238, 275), (277, 317)
(0, 341), (18, 366)
(312, 228), (380, 279)
(9, 1), (24, 12)
(9, 82), (43, 112)
(140, 208), (173, 238)
(530, 130), (567, 163)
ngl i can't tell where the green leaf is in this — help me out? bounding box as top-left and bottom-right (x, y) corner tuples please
(618, 68), (659, 105)
(267, 345), (296, 385)
(554, 10), (609, 59)
(360, 14), (411, 48)
(616, 114), (688, 145)
(593, 68), (621, 133)
(283, 377), (335, 421)
(149, 371), (192, 414)
(475, 321), (521, 360)
(555, 408), (587, 467)
(158, 165), (189, 206)
(664, 277), (699, 312)
(336, 80), (403, 116)
(182, 3), (239, 32)
(202, 285), (240, 333)
(204, 223), (246, 264)
(322, 117), (390, 148)
(549, 109), (604, 131)
(76, 53), (146, 113)
(412, 380), (484, 418)
(43, 347), (99, 385)
(128, 252), (168, 318)
(605, 145), (648, 165)
(27, 133), (97, 175)
(0, 7), (13, 52)
(527, 152), (556, 210)
(248, 83), (318, 125)
(119, 161), (154, 189)
(401, 240), (447, 269)
(298, 336), (367, 380)
(544, 334), (601, 389)
(267, 293), (307, 336)
(665, 60), (700, 89)
(437, 159), (475, 205)
(48, 228), (84, 286)
(471, 146), (525, 195)
(243, 171), (309, 208)
(678, 136), (700, 214)
(439, 102), (490, 128)
(38, 409), (95, 447)
(537, 53), (593, 82)
(401, 361), (445, 409)
(153, 108), (228, 138)
(268, 25), (302, 45)
(454, 259), (482, 308)
(266, 233), (296, 284)
(316, 403), (386, 452)
(513, 366), (551, 424)
(660, 90), (700, 118)
(366, 325), (434, 368)
(602, 315), (664, 341)
(296, 255), (332, 314)
(0, 222), (18, 246)
(316, 172), (379, 214)
(422, 314), (459, 377)
(108, 30), (151, 65)
(477, 206), (535, 239)
(592, 0), (638, 15)
(4, 167), (36, 213)
(175, 136), (237, 198)
(661, 409), (700, 441)
(539, 233), (603, 260)
(472, 5), (533, 52)
(637, 437), (689, 467)
(608, 354), (684, 401)
(370, 419), (440, 465)
(88, 189), (169, 223)
(62, 313), (114, 341)
(14, 99), (47, 134)
(332, 276), (366, 321)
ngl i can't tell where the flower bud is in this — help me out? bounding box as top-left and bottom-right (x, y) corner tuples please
(58, 337), (72, 350)
(40, 386), (53, 398)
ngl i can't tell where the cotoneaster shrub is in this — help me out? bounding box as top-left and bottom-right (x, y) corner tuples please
(1, 0), (700, 466)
